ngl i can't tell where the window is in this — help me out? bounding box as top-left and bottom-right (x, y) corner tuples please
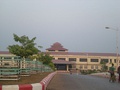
(58, 58), (66, 60)
(101, 59), (108, 63)
(79, 58), (87, 62)
(84, 65), (87, 69)
(53, 58), (55, 60)
(91, 65), (94, 69)
(80, 65), (83, 69)
(114, 59), (116, 63)
(58, 50), (66, 52)
(4, 63), (9, 66)
(95, 65), (98, 69)
(110, 59), (112, 63)
(91, 59), (98, 62)
(14, 56), (21, 59)
(4, 57), (12, 59)
(69, 58), (76, 62)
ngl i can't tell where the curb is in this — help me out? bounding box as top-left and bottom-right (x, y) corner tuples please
(40, 72), (56, 90)
(0, 72), (56, 90)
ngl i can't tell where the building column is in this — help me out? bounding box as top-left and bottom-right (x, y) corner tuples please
(67, 64), (69, 71)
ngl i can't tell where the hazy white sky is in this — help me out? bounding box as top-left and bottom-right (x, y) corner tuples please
(0, 0), (120, 53)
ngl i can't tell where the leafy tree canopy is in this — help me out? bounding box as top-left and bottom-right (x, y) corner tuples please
(37, 52), (55, 70)
(37, 53), (53, 65)
(8, 34), (41, 58)
(100, 60), (108, 71)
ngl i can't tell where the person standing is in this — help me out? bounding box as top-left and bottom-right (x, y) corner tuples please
(109, 63), (115, 82)
(117, 65), (120, 82)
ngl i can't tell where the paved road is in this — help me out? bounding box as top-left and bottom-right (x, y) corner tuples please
(47, 73), (120, 90)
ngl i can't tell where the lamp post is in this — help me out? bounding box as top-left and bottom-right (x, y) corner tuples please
(105, 27), (119, 68)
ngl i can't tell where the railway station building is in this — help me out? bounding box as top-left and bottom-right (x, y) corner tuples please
(46, 42), (120, 71)
(0, 42), (120, 71)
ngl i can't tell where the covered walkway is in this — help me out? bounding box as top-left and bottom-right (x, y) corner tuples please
(52, 60), (75, 71)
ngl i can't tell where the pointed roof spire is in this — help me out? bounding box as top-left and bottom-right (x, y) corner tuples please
(46, 42), (68, 51)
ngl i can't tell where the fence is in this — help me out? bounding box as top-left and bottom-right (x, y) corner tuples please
(0, 56), (53, 80)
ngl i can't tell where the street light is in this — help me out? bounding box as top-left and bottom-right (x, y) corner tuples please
(105, 27), (119, 68)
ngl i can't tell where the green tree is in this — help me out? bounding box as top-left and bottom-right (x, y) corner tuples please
(48, 62), (55, 70)
(37, 53), (55, 69)
(8, 34), (40, 58)
(100, 61), (108, 71)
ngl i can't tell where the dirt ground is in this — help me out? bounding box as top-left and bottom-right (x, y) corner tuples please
(0, 72), (51, 85)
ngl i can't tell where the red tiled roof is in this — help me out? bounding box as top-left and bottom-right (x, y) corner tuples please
(47, 52), (119, 57)
(0, 51), (119, 57)
(46, 42), (68, 51)
(0, 51), (11, 54)
(52, 59), (75, 64)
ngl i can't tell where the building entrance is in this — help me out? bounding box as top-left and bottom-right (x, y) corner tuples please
(55, 64), (67, 70)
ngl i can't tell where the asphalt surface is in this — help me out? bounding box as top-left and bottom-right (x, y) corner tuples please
(47, 73), (120, 90)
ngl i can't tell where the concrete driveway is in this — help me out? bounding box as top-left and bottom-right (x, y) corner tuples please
(47, 73), (120, 90)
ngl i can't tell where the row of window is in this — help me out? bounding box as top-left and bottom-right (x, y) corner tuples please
(58, 58), (117, 63)
(69, 58), (100, 62)
(0, 56), (21, 60)
(79, 65), (98, 69)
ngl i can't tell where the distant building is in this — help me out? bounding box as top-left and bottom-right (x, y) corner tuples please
(0, 42), (120, 71)
(46, 42), (120, 71)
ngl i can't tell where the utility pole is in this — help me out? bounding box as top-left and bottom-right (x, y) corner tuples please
(105, 27), (119, 68)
